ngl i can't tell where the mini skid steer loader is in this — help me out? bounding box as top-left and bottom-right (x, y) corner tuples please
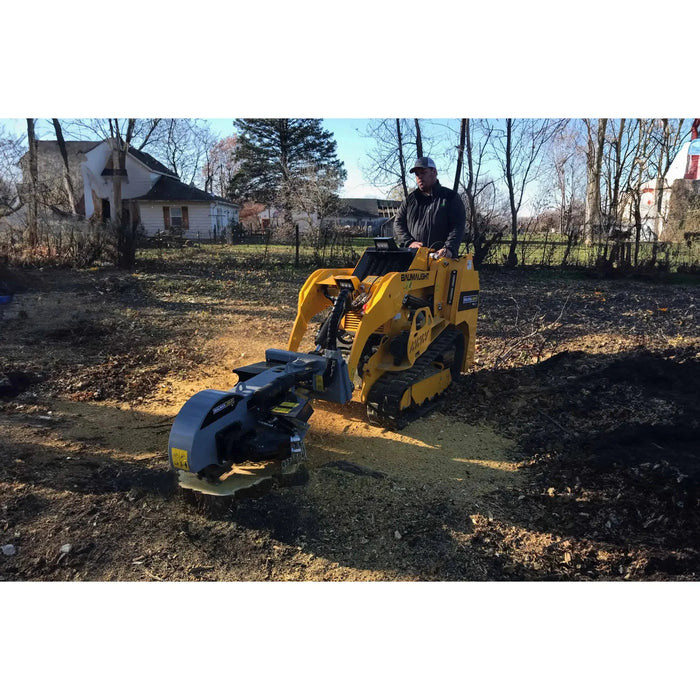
(168, 238), (479, 491)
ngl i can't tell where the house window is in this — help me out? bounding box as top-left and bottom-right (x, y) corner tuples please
(163, 205), (189, 230)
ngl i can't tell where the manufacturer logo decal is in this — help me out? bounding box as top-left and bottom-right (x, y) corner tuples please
(400, 272), (430, 282)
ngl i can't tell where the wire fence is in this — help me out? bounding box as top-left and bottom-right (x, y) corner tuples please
(473, 237), (700, 273)
(2, 217), (699, 275)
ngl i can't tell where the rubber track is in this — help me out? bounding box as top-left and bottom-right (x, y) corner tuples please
(365, 327), (462, 430)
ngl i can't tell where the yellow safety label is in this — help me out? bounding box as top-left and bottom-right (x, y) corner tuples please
(171, 448), (190, 471)
(313, 375), (324, 392)
(272, 401), (299, 414)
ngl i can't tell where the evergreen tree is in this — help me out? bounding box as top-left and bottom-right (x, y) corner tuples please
(228, 119), (346, 227)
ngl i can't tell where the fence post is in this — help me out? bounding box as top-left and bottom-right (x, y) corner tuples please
(295, 223), (300, 267)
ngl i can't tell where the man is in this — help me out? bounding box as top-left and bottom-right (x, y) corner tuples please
(394, 156), (466, 258)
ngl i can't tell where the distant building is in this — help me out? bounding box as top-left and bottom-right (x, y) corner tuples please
(253, 198), (402, 236)
(16, 139), (240, 239)
(330, 199), (402, 235)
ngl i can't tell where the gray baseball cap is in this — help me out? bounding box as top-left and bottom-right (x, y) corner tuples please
(409, 156), (437, 173)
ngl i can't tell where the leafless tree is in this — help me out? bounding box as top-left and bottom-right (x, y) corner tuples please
(648, 119), (688, 262)
(600, 119), (640, 234)
(396, 120), (409, 198)
(414, 119), (423, 159)
(51, 119), (77, 215)
(155, 119), (216, 186)
(453, 118), (466, 193)
(614, 119), (689, 266)
(363, 119), (429, 198)
(583, 118), (608, 244)
(0, 125), (24, 215)
(105, 118), (136, 267)
(26, 119), (38, 247)
(542, 122), (586, 264)
(491, 118), (567, 266)
(459, 119), (503, 267)
(284, 164), (344, 261)
(579, 118), (690, 268)
(624, 120), (657, 266)
(202, 136), (238, 198)
(61, 118), (162, 151)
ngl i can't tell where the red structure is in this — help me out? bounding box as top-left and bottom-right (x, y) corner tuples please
(684, 118), (700, 179)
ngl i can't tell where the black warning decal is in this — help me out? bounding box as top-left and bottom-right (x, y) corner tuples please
(201, 395), (242, 428)
(447, 269), (458, 305)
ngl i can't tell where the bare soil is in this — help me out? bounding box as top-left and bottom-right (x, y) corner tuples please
(1, 249), (698, 581)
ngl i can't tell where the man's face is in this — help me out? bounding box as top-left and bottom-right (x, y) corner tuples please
(414, 167), (437, 192)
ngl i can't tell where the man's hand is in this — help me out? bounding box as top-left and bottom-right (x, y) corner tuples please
(408, 241), (424, 249)
(435, 248), (453, 259)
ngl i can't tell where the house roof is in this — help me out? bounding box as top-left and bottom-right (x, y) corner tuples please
(127, 147), (177, 178)
(98, 146), (178, 179)
(136, 176), (238, 206)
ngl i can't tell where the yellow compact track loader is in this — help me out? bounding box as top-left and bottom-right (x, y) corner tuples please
(169, 238), (479, 489)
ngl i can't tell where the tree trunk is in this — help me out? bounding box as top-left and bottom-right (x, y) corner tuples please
(414, 119), (423, 159)
(26, 119), (39, 247)
(464, 119), (497, 269)
(464, 120), (478, 254)
(584, 118), (607, 244)
(52, 119), (77, 214)
(109, 118), (137, 267)
(396, 119), (408, 199)
(112, 140), (125, 263)
(505, 119), (519, 267)
(453, 118), (466, 193)
(609, 118), (626, 232)
(652, 118), (677, 257)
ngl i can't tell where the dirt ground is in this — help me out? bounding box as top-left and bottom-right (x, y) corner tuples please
(1, 248), (698, 581)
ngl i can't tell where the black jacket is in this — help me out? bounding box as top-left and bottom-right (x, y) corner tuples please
(393, 180), (466, 256)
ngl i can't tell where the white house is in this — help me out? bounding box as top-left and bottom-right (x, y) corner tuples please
(81, 139), (239, 239)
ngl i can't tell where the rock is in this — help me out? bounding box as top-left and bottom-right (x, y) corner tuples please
(2, 544), (17, 556)
(394, 530), (402, 540)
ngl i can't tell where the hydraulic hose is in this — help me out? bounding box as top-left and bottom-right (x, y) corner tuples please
(315, 288), (351, 351)
(316, 288), (351, 387)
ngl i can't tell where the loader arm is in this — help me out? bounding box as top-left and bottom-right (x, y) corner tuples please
(287, 267), (353, 352)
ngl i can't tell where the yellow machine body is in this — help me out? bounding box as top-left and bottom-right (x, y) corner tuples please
(287, 243), (479, 425)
